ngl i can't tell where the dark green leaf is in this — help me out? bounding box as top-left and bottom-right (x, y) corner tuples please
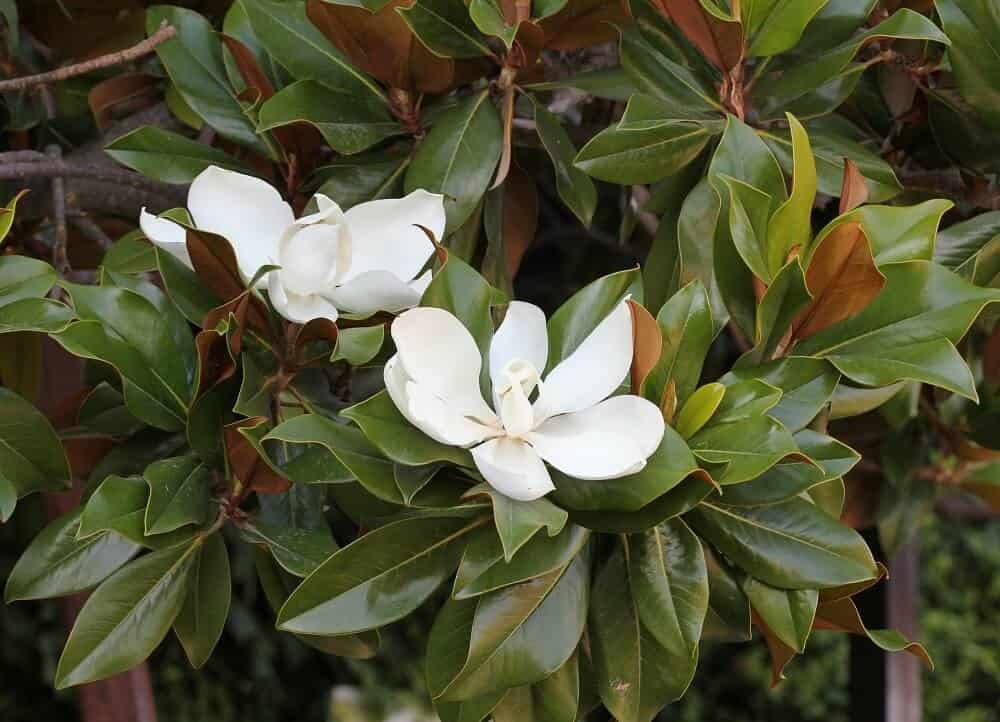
(106, 126), (250, 183)
(144, 456), (212, 535)
(533, 98), (597, 227)
(0, 386), (70, 498)
(174, 532), (230, 668)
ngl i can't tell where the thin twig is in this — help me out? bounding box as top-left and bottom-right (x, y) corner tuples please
(69, 214), (113, 250)
(0, 158), (179, 197)
(1, 150), (48, 163)
(0, 22), (176, 93)
(46, 145), (70, 276)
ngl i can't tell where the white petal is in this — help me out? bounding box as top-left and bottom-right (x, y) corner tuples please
(140, 208), (191, 268)
(409, 269), (432, 298)
(471, 437), (555, 501)
(526, 395), (665, 480)
(341, 189), (441, 284)
(297, 194), (345, 226)
(390, 307), (496, 422)
(277, 224), (348, 296)
(489, 301), (548, 394)
(385, 356), (498, 447)
(330, 270), (424, 316)
(536, 301), (633, 420)
(268, 271), (339, 324)
(187, 166), (294, 281)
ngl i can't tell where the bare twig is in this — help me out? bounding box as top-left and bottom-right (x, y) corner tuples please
(0, 157), (179, 197)
(0, 23), (176, 93)
(69, 214), (113, 250)
(46, 145), (70, 276)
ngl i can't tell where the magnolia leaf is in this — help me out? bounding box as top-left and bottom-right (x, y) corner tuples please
(106, 126), (250, 183)
(533, 98), (597, 227)
(574, 121), (714, 185)
(144, 456), (212, 535)
(463, 483), (568, 562)
(174, 532), (230, 669)
(0, 387), (70, 499)
(278, 514), (484, 635)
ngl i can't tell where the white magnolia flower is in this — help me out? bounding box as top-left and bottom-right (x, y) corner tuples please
(140, 166), (442, 323)
(385, 300), (666, 501)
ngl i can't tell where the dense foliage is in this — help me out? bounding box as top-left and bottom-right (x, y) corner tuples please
(1, 1), (999, 720)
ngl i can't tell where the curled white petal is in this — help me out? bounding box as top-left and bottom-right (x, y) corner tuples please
(385, 356), (498, 447)
(268, 271), (339, 324)
(140, 208), (191, 268)
(526, 395), (665, 480)
(489, 301), (548, 396)
(471, 437), (555, 501)
(277, 224), (349, 296)
(341, 189), (441, 284)
(536, 301), (633, 420)
(187, 166), (294, 282)
(390, 307), (495, 422)
(331, 271), (425, 316)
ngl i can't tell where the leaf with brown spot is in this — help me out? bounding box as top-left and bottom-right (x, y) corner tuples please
(628, 299), (663, 393)
(540, 0), (629, 50)
(660, 379), (678, 424)
(790, 222), (885, 341)
(651, 0), (743, 71)
(224, 417), (291, 495)
(812, 596), (933, 670)
(839, 158), (869, 214)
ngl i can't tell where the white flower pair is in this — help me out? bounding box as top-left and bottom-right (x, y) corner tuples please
(385, 301), (667, 501)
(140, 166), (442, 323)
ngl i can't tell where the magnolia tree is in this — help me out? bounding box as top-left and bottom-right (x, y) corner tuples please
(1, 0), (999, 720)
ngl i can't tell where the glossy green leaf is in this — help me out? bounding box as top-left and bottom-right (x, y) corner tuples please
(453, 523), (589, 599)
(760, 120), (901, 203)
(809, 199), (952, 266)
(711, 378), (782, 424)
(174, 532), (230, 668)
(332, 325), (385, 365)
(675, 382), (726, 439)
(55, 538), (202, 688)
(0, 386), (70, 498)
(315, 152), (411, 210)
(629, 519), (708, 663)
(590, 544), (688, 722)
(796, 261), (1000, 399)
(147, 6), (267, 153)
(243, 520), (338, 577)
(726, 356), (839, 431)
(569, 476), (716, 534)
(406, 92), (503, 233)
(642, 280), (714, 406)
(752, 10), (950, 119)
(935, 210), (1000, 280)
(55, 284), (195, 431)
(278, 514), (484, 635)
(258, 81), (403, 155)
(5, 510), (140, 602)
(0, 255), (57, 305)
(619, 26), (723, 119)
(255, 548), (379, 659)
(743, 576), (818, 652)
(689, 415), (799, 485)
(143, 457), (212, 535)
(702, 545), (752, 641)
(106, 126), (249, 183)
(468, 0), (518, 46)
(935, 0), (1000, 130)
(743, 0), (829, 56)
(533, 98), (597, 227)
(429, 549), (589, 701)
(0, 297), (75, 334)
(398, 0), (492, 58)
(464, 483), (568, 561)
(239, 0), (385, 102)
(154, 244), (222, 326)
(492, 654), (579, 722)
(765, 114), (816, 275)
(686, 499), (878, 589)
(78, 476), (150, 544)
(574, 121), (713, 185)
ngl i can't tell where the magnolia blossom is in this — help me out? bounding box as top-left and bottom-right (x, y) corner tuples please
(385, 301), (666, 501)
(140, 166), (443, 323)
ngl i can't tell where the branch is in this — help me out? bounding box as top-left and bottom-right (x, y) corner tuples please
(0, 157), (180, 198)
(0, 23), (176, 93)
